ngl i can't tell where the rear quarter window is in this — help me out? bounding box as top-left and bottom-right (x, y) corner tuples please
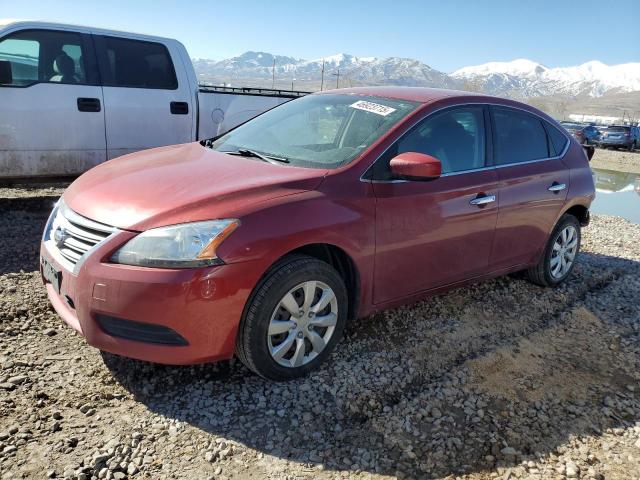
(545, 123), (569, 156)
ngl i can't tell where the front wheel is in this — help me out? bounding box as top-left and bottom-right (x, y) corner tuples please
(526, 214), (581, 287)
(235, 255), (348, 380)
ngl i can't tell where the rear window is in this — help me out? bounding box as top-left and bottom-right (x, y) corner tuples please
(95, 36), (177, 89)
(607, 126), (629, 133)
(492, 107), (549, 165)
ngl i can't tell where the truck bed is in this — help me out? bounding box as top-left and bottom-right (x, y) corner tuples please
(197, 86), (308, 140)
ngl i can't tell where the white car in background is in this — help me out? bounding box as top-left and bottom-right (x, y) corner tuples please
(0, 20), (305, 178)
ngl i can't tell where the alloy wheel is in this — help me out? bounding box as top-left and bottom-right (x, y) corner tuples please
(267, 281), (338, 368)
(550, 225), (578, 279)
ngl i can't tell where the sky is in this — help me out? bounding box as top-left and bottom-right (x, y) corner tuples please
(1, 0), (639, 72)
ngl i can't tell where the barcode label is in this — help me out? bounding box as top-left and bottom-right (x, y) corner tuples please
(349, 100), (396, 116)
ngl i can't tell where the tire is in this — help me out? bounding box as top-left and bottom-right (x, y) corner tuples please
(526, 214), (581, 287)
(235, 254), (348, 380)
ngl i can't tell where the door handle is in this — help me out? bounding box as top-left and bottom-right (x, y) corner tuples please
(77, 97), (101, 112)
(170, 101), (189, 115)
(469, 194), (496, 206)
(548, 182), (567, 192)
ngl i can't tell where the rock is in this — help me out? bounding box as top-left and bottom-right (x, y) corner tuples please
(7, 375), (28, 385)
(565, 460), (579, 478)
(500, 447), (518, 458)
(43, 328), (57, 336)
(127, 462), (138, 475)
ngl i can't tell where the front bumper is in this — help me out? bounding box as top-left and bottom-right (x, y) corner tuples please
(40, 232), (265, 365)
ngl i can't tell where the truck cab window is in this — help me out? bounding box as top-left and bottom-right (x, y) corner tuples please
(95, 36), (177, 89)
(0, 30), (88, 86)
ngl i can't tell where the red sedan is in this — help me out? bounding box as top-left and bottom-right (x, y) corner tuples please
(41, 87), (595, 380)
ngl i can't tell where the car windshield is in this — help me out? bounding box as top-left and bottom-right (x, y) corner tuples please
(206, 94), (419, 169)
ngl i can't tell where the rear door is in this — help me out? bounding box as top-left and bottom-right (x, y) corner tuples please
(489, 106), (570, 269)
(370, 105), (499, 303)
(0, 27), (105, 177)
(93, 35), (194, 159)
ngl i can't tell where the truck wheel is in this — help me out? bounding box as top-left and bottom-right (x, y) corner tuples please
(526, 214), (581, 287)
(236, 255), (348, 380)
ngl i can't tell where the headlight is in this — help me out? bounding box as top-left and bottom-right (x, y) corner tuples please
(110, 219), (239, 268)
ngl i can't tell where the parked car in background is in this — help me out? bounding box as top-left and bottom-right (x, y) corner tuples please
(560, 122), (601, 145)
(0, 20), (305, 178)
(41, 87), (595, 380)
(598, 125), (639, 151)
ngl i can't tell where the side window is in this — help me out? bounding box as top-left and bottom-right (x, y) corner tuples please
(96, 36), (177, 89)
(0, 29), (88, 86)
(395, 107), (486, 175)
(493, 107), (549, 164)
(545, 122), (569, 156)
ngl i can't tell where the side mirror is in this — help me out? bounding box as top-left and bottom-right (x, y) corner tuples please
(390, 152), (442, 181)
(0, 60), (12, 85)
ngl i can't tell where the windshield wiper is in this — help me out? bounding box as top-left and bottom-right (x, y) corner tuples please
(222, 149), (289, 164)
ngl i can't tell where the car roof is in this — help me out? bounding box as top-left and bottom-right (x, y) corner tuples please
(316, 86), (496, 104)
(0, 19), (175, 43)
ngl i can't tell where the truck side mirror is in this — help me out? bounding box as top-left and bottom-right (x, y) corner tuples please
(0, 61), (12, 85)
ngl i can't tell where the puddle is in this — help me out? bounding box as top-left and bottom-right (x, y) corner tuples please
(590, 167), (640, 224)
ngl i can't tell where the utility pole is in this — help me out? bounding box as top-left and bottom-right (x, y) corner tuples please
(332, 69), (340, 89)
(320, 59), (325, 91)
(291, 78), (296, 91)
(272, 58), (276, 89)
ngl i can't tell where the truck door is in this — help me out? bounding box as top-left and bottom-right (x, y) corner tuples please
(0, 28), (105, 177)
(93, 35), (194, 159)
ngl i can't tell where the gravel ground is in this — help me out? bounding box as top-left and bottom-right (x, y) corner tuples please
(590, 148), (640, 174)
(1, 185), (640, 480)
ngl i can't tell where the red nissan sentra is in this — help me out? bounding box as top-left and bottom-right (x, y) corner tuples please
(41, 87), (595, 380)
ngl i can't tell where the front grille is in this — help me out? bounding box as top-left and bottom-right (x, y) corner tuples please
(44, 201), (116, 271)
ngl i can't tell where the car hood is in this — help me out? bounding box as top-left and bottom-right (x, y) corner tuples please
(64, 143), (327, 231)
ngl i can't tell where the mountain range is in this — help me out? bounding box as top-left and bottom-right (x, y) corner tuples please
(193, 52), (640, 100)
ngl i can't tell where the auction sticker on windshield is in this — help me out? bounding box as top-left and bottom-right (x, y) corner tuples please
(350, 100), (397, 116)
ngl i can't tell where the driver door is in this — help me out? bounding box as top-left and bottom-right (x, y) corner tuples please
(0, 27), (105, 177)
(369, 105), (499, 304)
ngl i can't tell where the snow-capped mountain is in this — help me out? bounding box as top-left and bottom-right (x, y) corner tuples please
(452, 59), (640, 97)
(194, 52), (640, 98)
(194, 51), (457, 89)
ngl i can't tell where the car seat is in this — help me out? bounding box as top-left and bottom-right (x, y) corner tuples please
(50, 53), (77, 84)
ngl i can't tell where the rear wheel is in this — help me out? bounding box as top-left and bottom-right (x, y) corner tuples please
(526, 214), (581, 287)
(236, 255), (348, 380)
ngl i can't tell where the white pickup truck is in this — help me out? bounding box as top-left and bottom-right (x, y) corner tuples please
(0, 20), (306, 178)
